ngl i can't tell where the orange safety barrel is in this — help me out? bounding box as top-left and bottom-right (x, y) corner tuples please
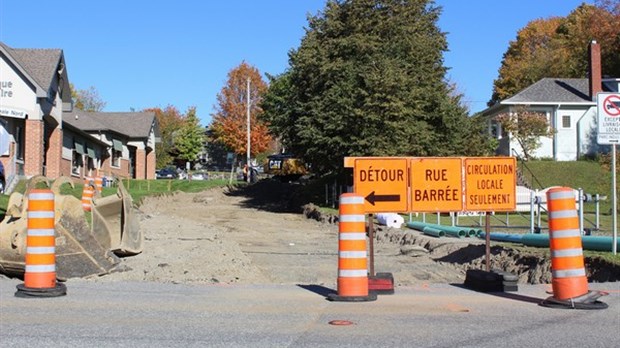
(328, 193), (376, 302)
(82, 177), (95, 211)
(24, 189), (56, 288)
(546, 187), (588, 300)
(15, 189), (66, 298)
(94, 176), (103, 194)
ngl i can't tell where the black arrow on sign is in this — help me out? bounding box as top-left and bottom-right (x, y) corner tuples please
(365, 191), (401, 206)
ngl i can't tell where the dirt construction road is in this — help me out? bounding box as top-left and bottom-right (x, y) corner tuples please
(89, 180), (488, 287)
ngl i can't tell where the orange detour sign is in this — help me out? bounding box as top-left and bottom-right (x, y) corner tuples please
(410, 157), (463, 212)
(353, 158), (408, 213)
(464, 157), (516, 212)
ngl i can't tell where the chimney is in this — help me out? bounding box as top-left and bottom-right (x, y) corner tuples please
(589, 40), (602, 100)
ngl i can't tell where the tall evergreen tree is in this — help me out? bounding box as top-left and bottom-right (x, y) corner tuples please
(262, 0), (483, 174)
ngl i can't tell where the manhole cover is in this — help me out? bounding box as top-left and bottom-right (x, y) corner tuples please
(328, 320), (355, 326)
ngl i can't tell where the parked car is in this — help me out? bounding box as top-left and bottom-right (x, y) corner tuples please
(191, 171), (208, 181)
(156, 168), (177, 179)
(0, 161), (5, 194)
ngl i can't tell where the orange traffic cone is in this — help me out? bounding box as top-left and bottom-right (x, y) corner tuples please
(82, 177), (95, 211)
(541, 187), (606, 309)
(94, 176), (103, 194)
(15, 189), (66, 297)
(328, 193), (376, 302)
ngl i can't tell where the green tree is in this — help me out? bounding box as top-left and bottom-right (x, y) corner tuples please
(491, 1), (620, 104)
(70, 83), (106, 112)
(495, 106), (555, 160)
(174, 107), (205, 165)
(262, 0), (485, 174)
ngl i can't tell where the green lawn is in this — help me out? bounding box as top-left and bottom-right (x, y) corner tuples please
(0, 177), (237, 217)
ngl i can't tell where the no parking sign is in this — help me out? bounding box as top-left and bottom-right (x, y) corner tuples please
(597, 92), (620, 144)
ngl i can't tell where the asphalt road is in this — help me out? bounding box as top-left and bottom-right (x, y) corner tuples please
(1, 278), (618, 347)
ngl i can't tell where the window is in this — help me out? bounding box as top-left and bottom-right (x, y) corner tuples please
(562, 115), (571, 128)
(112, 149), (121, 167)
(15, 126), (24, 161)
(72, 139), (85, 176)
(72, 151), (82, 176)
(111, 139), (123, 168)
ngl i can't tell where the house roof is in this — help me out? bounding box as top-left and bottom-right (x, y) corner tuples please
(0, 42), (71, 102)
(64, 110), (158, 139)
(503, 78), (593, 104)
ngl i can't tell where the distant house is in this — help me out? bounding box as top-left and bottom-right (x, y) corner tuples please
(0, 41), (159, 193)
(0, 42), (72, 187)
(481, 41), (620, 161)
(64, 110), (158, 180)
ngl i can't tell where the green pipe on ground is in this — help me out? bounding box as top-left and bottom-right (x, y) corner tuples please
(480, 232), (620, 252)
(422, 226), (445, 238)
(407, 222), (466, 238)
(460, 227), (479, 238)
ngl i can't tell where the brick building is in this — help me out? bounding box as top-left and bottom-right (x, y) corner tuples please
(0, 42), (158, 193)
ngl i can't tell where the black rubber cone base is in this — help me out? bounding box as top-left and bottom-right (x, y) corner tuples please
(327, 292), (377, 302)
(464, 270), (503, 292)
(540, 291), (608, 310)
(15, 283), (67, 298)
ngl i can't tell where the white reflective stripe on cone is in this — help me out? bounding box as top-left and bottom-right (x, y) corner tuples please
(548, 210), (578, 219)
(28, 192), (54, 200)
(26, 247), (55, 254)
(338, 269), (368, 277)
(548, 190), (576, 200)
(340, 196), (364, 204)
(551, 229), (581, 239)
(339, 251), (367, 258)
(551, 248), (583, 258)
(25, 264), (56, 273)
(27, 229), (55, 237)
(552, 268), (586, 278)
(27, 211), (55, 219)
(339, 214), (365, 222)
(339, 233), (366, 240)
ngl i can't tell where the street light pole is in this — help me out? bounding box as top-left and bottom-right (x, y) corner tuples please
(246, 77), (251, 183)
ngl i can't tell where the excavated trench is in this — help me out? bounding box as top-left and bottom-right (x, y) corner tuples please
(303, 204), (620, 284)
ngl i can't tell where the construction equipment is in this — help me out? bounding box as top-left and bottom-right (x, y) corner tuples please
(0, 175), (142, 279)
(91, 178), (143, 256)
(263, 154), (309, 182)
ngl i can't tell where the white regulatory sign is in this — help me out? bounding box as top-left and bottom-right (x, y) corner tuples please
(597, 92), (620, 145)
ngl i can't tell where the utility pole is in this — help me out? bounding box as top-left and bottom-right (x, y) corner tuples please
(246, 77), (251, 183)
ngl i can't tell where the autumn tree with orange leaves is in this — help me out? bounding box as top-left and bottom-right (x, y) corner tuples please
(144, 105), (185, 168)
(210, 62), (272, 164)
(491, 1), (620, 104)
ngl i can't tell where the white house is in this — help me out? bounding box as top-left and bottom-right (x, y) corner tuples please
(481, 41), (620, 161)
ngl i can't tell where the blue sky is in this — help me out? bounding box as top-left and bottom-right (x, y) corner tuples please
(0, 0), (593, 126)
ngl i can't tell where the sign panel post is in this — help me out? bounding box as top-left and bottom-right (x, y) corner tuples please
(464, 157), (516, 271)
(410, 157), (463, 212)
(353, 158), (408, 213)
(597, 92), (619, 255)
(597, 93), (620, 145)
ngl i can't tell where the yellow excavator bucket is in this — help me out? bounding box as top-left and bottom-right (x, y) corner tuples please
(0, 176), (123, 280)
(91, 178), (143, 256)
